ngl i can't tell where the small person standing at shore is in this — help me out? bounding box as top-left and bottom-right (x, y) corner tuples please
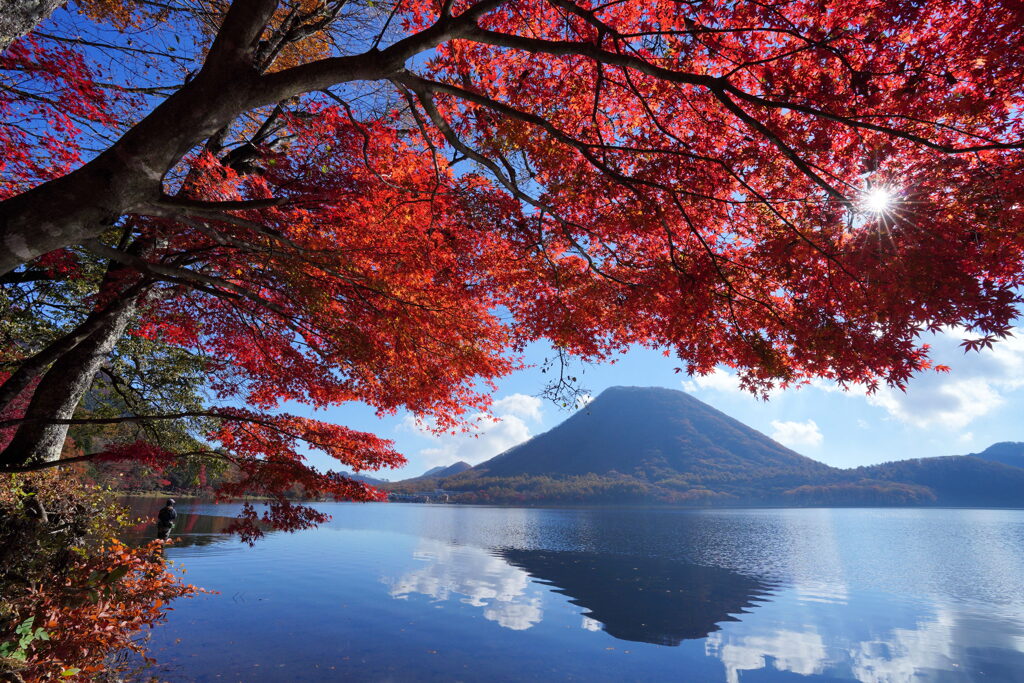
(157, 499), (177, 540)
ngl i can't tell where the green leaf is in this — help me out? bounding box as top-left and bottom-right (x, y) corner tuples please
(14, 617), (33, 636)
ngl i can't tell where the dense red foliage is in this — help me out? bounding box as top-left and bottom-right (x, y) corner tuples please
(0, 1), (1021, 533)
(0, 35), (118, 198)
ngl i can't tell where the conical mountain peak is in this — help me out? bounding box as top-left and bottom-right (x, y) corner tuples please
(476, 385), (825, 479)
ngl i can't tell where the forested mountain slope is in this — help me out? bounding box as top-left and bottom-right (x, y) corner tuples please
(967, 442), (1024, 470)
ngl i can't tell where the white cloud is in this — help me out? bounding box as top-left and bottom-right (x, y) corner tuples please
(385, 540), (545, 631)
(857, 419), (870, 430)
(418, 414), (532, 468)
(399, 414), (438, 438)
(681, 368), (745, 394)
(402, 393), (543, 468)
(575, 393), (595, 409)
(808, 378), (847, 394)
(707, 593), (1024, 683)
(706, 629), (828, 683)
(676, 329), (1024, 435)
(492, 394), (543, 422)
(861, 328), (1024, 430)
(681, 368), (786, 399)
(748, 327), (1024, 433)
(846, 607), (1012, 683)
(483, 599), (544, 631)
(770, 419), (823, 449)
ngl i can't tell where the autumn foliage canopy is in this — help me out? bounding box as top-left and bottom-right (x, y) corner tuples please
(0, 0), (1022, 530)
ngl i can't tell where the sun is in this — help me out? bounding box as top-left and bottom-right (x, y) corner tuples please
(861, 186), (896, 214)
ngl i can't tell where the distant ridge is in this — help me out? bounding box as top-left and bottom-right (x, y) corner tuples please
(404, 460), (472, 481)
(388, 386), (1024, 508)
(437, 461), (472, 477)
(856, 455), (1024, 507)
(347, 472), (390, 487)
(968, 442), (1024, 470)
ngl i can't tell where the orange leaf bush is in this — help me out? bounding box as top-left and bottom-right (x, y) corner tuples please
(0, 473), (202, 681)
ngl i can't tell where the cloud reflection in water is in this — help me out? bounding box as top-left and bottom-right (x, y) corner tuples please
(706, 588), (1024, 683)
(385, 540), (546, 631)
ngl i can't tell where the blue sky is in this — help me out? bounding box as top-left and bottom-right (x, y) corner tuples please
(300, 325), (1024, 479)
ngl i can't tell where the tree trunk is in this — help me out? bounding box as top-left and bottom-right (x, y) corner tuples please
(0, 0), (277, 276)
(0, 292), (141, 467)
(0, 68), (260, 276)
(0, 0), (66, 51)
(0, 0), (440, 276)
(0, 281), (145, 416)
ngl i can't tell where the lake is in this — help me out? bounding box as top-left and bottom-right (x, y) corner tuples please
(122, 501), (1024, 681)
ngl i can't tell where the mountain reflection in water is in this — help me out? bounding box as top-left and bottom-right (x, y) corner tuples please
(498, 548), (774, 646)
(381, 535), (1024, 681)
(385, 538), (774, 646)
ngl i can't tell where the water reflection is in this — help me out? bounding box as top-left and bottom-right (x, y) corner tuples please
(117, 497), (241, 550)
(385, 539), (547, 631)
(706, 627), (828, 683)
(126, 504), (1024, 682)
(499, 548), (775, 646)
(385, 538), (775, 646)
(379, 515), (1024, 681)
(705, 590), (1024, 683)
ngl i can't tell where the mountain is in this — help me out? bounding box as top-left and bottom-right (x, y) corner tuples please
(477, 386), (829, 480)
(347, 472), (391, 487)
(856, 455), (1024, 507)
(967, 442), (1024, 470)
(402, 461), (473, 482)
(428, 461), (472, 478)
(388, 386), (1023, 508)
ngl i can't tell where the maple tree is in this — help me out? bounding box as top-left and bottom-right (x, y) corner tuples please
(0, 0), (1022, 532)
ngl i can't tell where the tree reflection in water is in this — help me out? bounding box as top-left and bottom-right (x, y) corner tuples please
(117, 497), (248, 550)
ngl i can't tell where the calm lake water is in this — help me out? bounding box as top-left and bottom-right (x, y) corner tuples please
(122, 501), (1024, 682)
